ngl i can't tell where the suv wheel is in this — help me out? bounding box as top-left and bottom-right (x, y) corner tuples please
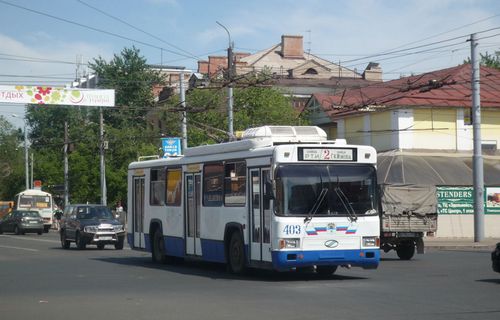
(60, 230), (71, 249)
(115, 237), (124, 250)
(75, 232), (86, 250)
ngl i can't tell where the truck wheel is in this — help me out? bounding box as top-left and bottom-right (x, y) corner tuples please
(227, 232), (246, 274)
(44, 225), (50, 233)
(152, 229), (167, 263)
(396, 241), (415, 260)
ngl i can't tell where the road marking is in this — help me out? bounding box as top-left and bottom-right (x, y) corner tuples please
(0, 245), (39, 252)
(0, 234), (59, 243)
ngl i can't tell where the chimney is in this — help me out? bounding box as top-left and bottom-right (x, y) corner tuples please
(198, 60), (209, 74)
(281, 35), (304, 59)
(363, 62), (383, 82)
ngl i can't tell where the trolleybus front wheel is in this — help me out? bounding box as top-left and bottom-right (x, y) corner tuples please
(228, 232), (246, 274)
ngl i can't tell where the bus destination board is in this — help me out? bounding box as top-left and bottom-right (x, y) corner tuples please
(299, 147), (356, 161)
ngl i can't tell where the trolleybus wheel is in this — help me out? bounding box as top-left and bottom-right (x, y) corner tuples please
(228, 232), (246, 274)
(152, 229), (167, 264)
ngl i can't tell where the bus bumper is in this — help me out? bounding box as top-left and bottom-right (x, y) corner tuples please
(271, 249), (380, 271)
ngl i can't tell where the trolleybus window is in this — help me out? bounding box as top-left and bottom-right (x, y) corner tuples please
(224, 161), (246, 206)
(275, 164), (377, 216)
(19, 195), (50, 209)
(150, 168), (166, 206)
(166, 168), (182, 206)
(203, 163), (223, 207)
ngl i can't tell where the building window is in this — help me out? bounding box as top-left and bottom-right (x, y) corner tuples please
(224, 162), (246, 206)
(304, 68), (318, 75)
(150, 168), (165, 206)
(166, 168), (182, 206)
(203, 163), (223, 207)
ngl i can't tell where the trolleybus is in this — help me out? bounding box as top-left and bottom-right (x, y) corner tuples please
(127, 126), (380, 274)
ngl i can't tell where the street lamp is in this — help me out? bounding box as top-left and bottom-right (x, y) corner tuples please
(11, 113), (29, 190)
(216, 21), (235, 140)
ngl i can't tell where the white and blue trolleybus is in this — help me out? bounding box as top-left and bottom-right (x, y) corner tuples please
(127, 126), (380, 274)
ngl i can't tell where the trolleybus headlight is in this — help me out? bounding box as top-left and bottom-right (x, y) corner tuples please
(362, 236), (379, 247)
(279, 238), (300, 249)
(84, 226), (98, 233)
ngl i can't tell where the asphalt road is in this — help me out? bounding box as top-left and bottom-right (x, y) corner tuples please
(0, 231), (499, 320)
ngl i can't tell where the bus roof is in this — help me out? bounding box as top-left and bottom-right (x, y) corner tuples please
(15, 189), (52, 197)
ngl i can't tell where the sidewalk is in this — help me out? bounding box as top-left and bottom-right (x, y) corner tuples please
(424, 237), (500, 251)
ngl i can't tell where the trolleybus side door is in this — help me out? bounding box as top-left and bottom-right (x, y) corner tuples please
(249, 168), (272, 262)
(185, 173), (202, 256)
(132, 176), (145, 249)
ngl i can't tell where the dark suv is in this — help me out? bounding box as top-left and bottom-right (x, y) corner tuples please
(60, 204), (125, 250)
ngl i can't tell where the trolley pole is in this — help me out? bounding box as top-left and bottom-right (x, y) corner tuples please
(470, 33), (484, 242)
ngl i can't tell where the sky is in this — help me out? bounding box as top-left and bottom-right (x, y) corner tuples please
(1, 0), (500, 128)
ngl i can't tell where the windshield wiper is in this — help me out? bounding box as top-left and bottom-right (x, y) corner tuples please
(304, 187), (328, 223)
(334, 179), (357, 222)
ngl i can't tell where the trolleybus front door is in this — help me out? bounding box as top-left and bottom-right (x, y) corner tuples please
(249, 168), (272, 262)
(132, 176), (145, 249)
(185, 173), (202, 256)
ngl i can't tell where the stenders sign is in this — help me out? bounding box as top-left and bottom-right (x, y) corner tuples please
(437, 186), (500, 214)
(0, 85), (115, 107)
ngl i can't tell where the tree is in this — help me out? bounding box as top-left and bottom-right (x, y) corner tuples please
(25, 47), (164, 206)
(0, 116), (24, 199)
(159, 83), (307, 146)
(464, 51), (500, 69)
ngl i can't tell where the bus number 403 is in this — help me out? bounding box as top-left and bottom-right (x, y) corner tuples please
(283, 225), (301, 235)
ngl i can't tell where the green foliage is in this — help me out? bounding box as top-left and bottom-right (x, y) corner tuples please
(0, 116), (24, 199)
(1, 46), (307, 207)
(180, 85), (306, 145)
(464, 51), (500, 69)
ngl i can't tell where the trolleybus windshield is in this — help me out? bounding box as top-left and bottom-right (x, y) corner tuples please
(275, 164), (378, 217)
(18, 195), (51, 209)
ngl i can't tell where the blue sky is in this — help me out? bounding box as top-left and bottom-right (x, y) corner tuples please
(1, 0), (500, 127)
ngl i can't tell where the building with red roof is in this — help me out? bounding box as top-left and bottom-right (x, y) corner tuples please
(306, 63), (500, 238)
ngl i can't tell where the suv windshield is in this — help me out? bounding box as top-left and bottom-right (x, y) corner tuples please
(76, 206), (114, 220)
(275, 164), (378, 216)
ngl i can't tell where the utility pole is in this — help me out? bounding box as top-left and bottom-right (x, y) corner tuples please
(99, 107), (107, 206)
(180, 69), (187, 151)
(217, 21), (234, 140)
(64, 121), (69, 207)
(470, 33), (484, 242)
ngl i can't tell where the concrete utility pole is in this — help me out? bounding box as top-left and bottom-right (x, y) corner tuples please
(99, 107), (107, 206)
(180, 69), (187, 151)
(470, 33), (485, 242)
(217, 21), (234, 140)
(64, 121), (69, 207)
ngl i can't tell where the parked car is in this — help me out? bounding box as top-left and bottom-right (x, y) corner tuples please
(492, 242), (500, 273)
(60, 204), (125, 250)
(0, 210), (44, 235)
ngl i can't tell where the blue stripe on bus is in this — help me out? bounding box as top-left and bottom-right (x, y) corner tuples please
(165, 236), (185, 257)
(271, 249), (380, 271)
(201, 239), (226, 263)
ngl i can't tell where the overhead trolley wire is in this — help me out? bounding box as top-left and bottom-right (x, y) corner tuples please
(0, 0), (197, 61)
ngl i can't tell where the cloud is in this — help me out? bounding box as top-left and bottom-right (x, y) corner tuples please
(0, 32), (113, 86)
